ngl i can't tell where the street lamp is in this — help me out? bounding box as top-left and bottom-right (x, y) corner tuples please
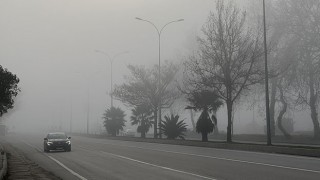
(263, 0), (272, 145)
(69, 93), (73, 134)
(95, 50), (128, 107)
(73, 71), (99, 134)
(135, 17), (184, 138)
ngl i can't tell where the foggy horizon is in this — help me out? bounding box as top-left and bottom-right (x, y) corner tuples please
(0, 0), (315, 134)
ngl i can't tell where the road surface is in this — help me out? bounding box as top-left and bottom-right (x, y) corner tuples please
(2, 133), (320, 180)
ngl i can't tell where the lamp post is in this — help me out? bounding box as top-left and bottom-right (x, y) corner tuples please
(73, 71), (98, 134)
(95, 50), (128, 107)
(135, 17), (184, 138)
(69, 94), (73, 133)
(263, 0), (272, 145)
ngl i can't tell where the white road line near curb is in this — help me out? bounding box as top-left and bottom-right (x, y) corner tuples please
(23, 142), (87, 180)
(87, 141), (320, 174)
(77, 146), (216, 180)
(47, 156), (87, 180)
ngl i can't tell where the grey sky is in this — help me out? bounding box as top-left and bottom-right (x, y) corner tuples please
(0, 0), (215, 133)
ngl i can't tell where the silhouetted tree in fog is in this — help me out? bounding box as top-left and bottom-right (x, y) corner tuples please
(0, 65), (20, 117)
(159, 114), (187, 140)
(113, 62), (179, 138)
(274, 0), (320, 138)
(246, 0), (302, 139)
(184, 90), (223, 138)
(130, 104), (153, 138)
(196, 109), (213, 142)
(183, 0), (264, 142)
(103, 107), (126, 136)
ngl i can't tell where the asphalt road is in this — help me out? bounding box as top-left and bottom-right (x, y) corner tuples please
(3, 133), (320, 180)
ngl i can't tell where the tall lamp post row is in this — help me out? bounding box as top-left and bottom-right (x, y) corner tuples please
(135, 17), (184, 138)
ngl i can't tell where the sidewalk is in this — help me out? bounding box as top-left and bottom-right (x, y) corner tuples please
(0, 141), (61, 180)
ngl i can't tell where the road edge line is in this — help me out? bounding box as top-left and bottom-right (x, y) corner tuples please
(47, 155), (87, 180)
(23, 142), (87, 180)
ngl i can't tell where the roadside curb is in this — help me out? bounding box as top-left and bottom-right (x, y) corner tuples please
(73, 133), (320, 158)
(0, 144), (7, 180)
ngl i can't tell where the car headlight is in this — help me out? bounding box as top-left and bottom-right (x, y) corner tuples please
(47, 142), (53, 145)
(66, 140), (71, 145)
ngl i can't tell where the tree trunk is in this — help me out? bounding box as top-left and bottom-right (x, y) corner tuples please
(158, 108), (162, 139)
(141, 119), (146, 138)
(277, 86), (291, 139)
(212, 114), (219, 135)
(153, 109), (158, 138)
(112, 131), (116, 137)
(201, 132), (208, 142)
(226, 99), (233, 143)
(310, 93), (320, 138)
(141, 131), (146, 138)
(269, 78), (277, 137)
(309, 70), (320, 139)
(310, 104), (320, 139)
(190, 109), (196, 132)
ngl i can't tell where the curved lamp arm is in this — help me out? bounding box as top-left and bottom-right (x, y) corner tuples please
(135, 17), (184, 36)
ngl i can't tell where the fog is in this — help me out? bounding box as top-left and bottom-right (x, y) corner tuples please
(0, 0), (315, 135)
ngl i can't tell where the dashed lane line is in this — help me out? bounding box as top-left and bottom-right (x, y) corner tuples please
(81, 141), (320, 174)
(77, 146), (217, 180)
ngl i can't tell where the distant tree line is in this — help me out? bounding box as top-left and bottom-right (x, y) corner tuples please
(102, 0), (320, 141)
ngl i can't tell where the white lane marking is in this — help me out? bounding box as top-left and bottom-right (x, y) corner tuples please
(85, 141), (320, 174)
(77, 146), (216, 180)
(23, 142), (87, 180)
(99, 150), (217, 180)
(99, 140), (320, 161)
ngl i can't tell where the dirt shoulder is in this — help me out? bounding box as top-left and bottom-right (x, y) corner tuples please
(2, 142), (61, 180)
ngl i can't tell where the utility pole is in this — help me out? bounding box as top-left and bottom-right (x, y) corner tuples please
(263, 0), (272, 145)
(86, 77), (90, 135)
(70, 95), (73, 133)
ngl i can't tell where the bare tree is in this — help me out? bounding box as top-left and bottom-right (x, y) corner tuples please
(275, 0), (320, 138)
(246, 0), (308, 139)
(183, 0), (264, 142)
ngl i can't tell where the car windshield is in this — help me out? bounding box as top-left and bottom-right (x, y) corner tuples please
(48, 133), (67, 139)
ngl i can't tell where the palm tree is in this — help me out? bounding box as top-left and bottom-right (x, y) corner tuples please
(159, 114), (187, 139)
(130, 104), (153, 138)
(196, 109), (213, 142)
(103, 107), (126, 136)
(186, 90), (223, 141)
